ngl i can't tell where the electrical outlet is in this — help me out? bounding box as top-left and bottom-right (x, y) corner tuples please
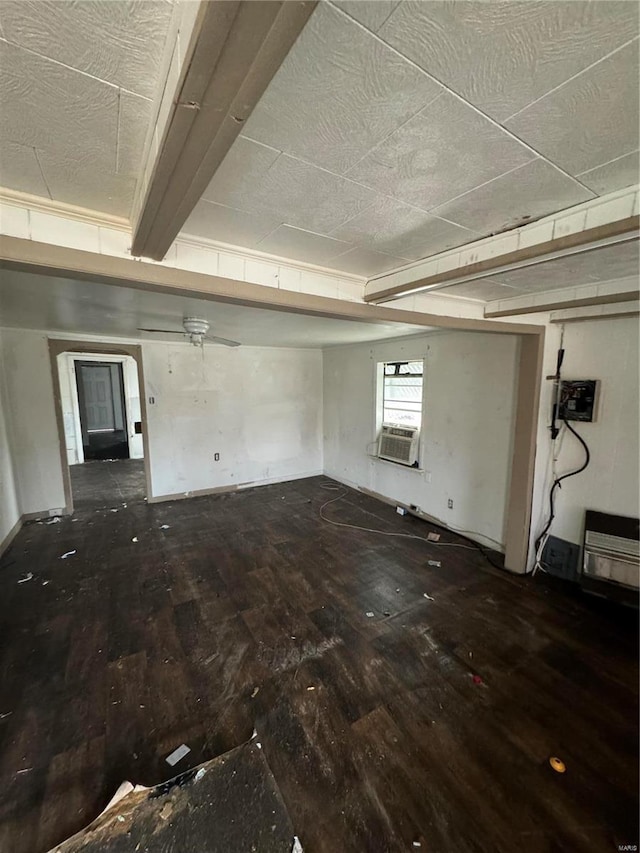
(214, 453), (220, 462)
(447, 499), (454, 509)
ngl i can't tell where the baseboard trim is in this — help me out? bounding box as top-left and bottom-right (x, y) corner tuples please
(0, 515), (23, 557)
(148, 470), (324, 504)
(324, 470), (506, 558)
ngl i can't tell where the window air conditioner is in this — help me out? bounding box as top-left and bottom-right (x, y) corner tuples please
(378, 425), (419, 466)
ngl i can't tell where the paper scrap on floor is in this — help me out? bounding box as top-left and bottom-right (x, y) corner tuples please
(165, 744), (191, 766)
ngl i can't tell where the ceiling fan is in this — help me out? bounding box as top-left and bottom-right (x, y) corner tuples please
(137, 317), (241, 348)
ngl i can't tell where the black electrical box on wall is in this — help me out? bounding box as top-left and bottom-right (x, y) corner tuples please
(559, 379), (599, 422)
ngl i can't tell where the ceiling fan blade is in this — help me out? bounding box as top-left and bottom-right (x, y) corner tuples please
(137, 328), (184, 334)
(207, 335), (241, 347)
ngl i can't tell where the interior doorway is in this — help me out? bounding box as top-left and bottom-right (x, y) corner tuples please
(75, 360), (129, 460)
(50, 341), (151, 513)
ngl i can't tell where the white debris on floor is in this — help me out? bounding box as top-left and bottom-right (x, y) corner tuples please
(165, 744), (191, 766)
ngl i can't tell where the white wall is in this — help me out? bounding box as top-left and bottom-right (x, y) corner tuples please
(529, 315), (639, 552)
(0, 330), (66, 515)
(143, 341), (322, 496)
(58, 352), (143, 464)
(323, 331), (519, 549)
(0, 333), (20, 545)
(0, 329), (323, 511)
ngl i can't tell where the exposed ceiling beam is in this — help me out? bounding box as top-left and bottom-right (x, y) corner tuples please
(549, 301), (639, 324)
(130, 0), (317, 262)
(365, 215), (639, 304)
(485, 279), (639, 318)
(364, 187), (639, 304)
(0, 235), (543, 337)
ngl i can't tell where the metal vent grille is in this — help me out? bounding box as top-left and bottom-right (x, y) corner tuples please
(585, 530), (640, 559)
(379, 434), (413, 463)
(384, 427), (416, 439)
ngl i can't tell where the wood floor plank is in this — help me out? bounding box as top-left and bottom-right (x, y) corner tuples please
(0, 471), (637, 852)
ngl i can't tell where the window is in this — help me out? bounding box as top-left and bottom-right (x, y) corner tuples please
(382, 361), (424, 428)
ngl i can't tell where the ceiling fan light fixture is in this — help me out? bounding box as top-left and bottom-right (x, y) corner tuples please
(183, 317), (210, 346)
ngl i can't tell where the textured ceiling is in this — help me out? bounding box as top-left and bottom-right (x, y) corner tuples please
(0, 270), (430, 348)
(0, 0), (173, 215)
(439, 239), (640, 302)
(0, 0), (638, 297)
(185, 0), (639, 279)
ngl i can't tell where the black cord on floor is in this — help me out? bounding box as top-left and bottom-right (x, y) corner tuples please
(534, 417), (591, 556)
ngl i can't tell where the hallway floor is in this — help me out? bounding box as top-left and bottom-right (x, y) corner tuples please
(69, 459), (146, 509)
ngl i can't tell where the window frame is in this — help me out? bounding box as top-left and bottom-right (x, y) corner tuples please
(381, 360), (424, 429)
(374, 356), (426, 469)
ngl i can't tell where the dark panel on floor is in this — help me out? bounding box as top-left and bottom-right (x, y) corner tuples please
(0, 476), (637, 853)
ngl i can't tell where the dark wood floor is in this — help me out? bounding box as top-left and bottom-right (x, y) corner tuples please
(70, 459), (146, 509)
(0, 476), (637, 853)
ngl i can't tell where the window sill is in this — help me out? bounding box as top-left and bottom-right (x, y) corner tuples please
(367, 454), (424, 473)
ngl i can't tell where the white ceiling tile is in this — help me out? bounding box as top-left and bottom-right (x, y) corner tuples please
(182, 201), (281, 248)
(597, 275), (639, 297)
(117, 92), (152, 177)
(437, 281), (520, 302)
(36, 149), (136, 217)
(489, 266), (591, 293)
(0, 0), (173, 98)
(243, 3), (442, 174)
(201, 136), (281, 206)
(0, 139), (49, 197)
(0, 40), (118, 164)
(330, 196), (478, 260)
(491, 242), (639, 292)
(346, 92), (535, 209)
(206, 144), (379, 235)
(331, 247), (405, 276)
(506, 41), (639, 177)
(257, 225), (353, 266)
(333, 1), (400, 32)
(430, 159), (594, 235)
(379, 1), (639, 122)
(577, 150), (640, 195)
(577, 240), (639, 282)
